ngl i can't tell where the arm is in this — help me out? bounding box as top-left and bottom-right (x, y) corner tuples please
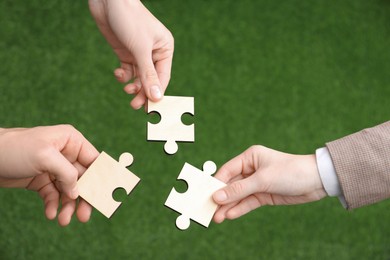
(326, 121), (390, 209)
(0, 125), (99, 226)
(212, 121), (390, 223)
(89, 0), (174, 109)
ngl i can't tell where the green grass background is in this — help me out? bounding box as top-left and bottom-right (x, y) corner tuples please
(1, 0), (390, 259)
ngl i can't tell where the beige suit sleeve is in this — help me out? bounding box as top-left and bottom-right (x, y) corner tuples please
(326, 121), (390, 209)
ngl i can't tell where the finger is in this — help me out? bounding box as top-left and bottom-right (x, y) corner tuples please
(213, 174), (260, 205)
(130, 89), (147, 110)
(213, 201), (238, 224)
(25, 173), (60, 220)
(212, 174), (243, 209)
(58, 126), (86, 163)
(42, 149), (79, 200)
(214, 153), (247, 183)
(55, 124), (99, 173)
(43, 187), (60, 220)
(124, 78), (146, 109)
(225, 195), (263, 220)
(38, 182), (60, 220)
(58, 195), (76, 227)
(134, 52), (162, 101)
(214, 146), (261, 183)
(72, 161), (87, 178)
(114, 63), (135, 83)
(76, 198), (93, 223)
(123, 79), (142, 95)
(62, 129), (100, 170)
(154, 56), (172, 93)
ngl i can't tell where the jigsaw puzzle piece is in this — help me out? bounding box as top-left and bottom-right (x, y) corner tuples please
(165, 161), (226, 230)
(147, 96), (194, 155)
(77, 151), (140, 218)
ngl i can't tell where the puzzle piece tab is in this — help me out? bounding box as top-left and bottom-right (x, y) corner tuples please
(77, 151), (140, 218)
(147, 96), (194, 155)
(165, 161), (226, 230)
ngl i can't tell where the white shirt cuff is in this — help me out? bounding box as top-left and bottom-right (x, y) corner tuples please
(316, 147), (347, 208)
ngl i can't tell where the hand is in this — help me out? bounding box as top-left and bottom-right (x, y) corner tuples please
(0, 125), (99, 226)
(212, 145), (327, 223)
(89, 0), (174, 109)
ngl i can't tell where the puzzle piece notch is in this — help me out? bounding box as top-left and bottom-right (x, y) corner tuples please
(77, 151), (140, 218)
(112, 152), (134, 203)
(147, 96), (195, 155)
(165, 161), (226, 230)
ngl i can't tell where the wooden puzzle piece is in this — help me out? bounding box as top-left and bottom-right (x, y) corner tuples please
(165, 161), (226, 230)
(147, 96), (194, 155)
(77, 151), (140, 218)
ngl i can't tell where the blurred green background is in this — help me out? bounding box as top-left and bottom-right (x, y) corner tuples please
(1, 0), (389, 259)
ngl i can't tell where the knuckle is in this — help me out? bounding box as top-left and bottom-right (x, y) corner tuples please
(164, 30), (174, 43)
(248, 145), (264, 154)
(226, 209), (240, 220)
(228, 182), (245, 197)
(56, 124), (77, 133)
(56, 124), (85, 146)
(143, 68), (158, 81)
(59, 124), (84, 139)
(160, 29), (174, 46)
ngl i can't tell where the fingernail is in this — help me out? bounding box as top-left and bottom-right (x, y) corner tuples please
(134, 104), (143, 110)
(114, 71), (123, 79)
(150, 85), (162, 100)
(214, 190), (227, 202)
(125, 85), (137, 94)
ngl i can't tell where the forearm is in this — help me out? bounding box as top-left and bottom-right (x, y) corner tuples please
(0, 128), (30, 187)
(0, 177), (31, 188)
(0, 128), (11, 178)
(0, 127), (22, 178)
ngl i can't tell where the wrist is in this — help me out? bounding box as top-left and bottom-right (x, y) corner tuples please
(293, 154), (326, 197)
(307, 154), (326, 192)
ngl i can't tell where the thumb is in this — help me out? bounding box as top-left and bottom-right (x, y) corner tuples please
(213, 176), (259, 205)
(42, 149), (79, 199)
(136, 54), (163, 102)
